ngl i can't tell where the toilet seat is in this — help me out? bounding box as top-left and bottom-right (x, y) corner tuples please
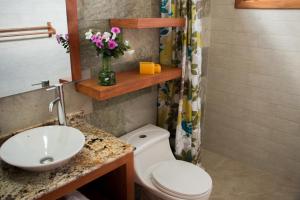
(151, 160), (212, 200)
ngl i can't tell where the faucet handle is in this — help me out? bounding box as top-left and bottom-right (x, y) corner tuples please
(32, 80), (50, 88)
(46, 86), (56, 91)
(46, 83), (63, 91)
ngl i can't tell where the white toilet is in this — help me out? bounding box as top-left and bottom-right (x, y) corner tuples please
(120, 124), (213, 200)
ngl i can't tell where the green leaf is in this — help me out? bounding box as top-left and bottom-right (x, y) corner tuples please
(192, 32), (198, 38)
(185, 150), (193, 162)
(192, 95), (198, 102)
(191, 69), (197, 75)
(192, 111), (198, 117)
(191, 64), (198, 69)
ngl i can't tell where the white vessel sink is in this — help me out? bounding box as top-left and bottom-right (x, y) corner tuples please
(0, 126), (85, 172)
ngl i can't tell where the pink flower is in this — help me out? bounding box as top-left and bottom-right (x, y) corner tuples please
(95, 40), (103, 48)
(111, 27), (121, 34)
(91, 35), (104, 48)
(108, 39), (118, 49)
(91, 35), (98, 43)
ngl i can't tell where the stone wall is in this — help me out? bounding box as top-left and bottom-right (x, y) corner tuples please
(76, 0), (161, 136)
(0, 83), (92, 136)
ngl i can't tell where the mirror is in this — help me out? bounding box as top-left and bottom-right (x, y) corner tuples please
(0, 0), (80, 98)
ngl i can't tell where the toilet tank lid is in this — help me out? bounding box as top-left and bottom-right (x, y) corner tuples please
(119, 124), (170, 154)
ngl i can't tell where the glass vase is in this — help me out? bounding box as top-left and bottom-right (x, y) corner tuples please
(98, 55), (116, 86)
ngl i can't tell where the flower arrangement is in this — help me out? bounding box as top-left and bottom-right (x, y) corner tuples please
(85, 27), (130, 86)
(56, 34), (69, 53)
(85, 27), (130, 58)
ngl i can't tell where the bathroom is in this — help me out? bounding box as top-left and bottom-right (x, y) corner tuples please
(0, 0), (300, 199)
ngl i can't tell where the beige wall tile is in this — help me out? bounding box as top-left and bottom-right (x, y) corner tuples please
(206, 1), (300, 182)
(258, 35), (300, 51)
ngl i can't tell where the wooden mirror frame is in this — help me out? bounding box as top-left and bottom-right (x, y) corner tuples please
(235, 0), (300, 9)
(66, 0), (81, 81)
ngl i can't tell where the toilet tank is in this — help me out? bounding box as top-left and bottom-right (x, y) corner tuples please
(120, 124), (175, 184)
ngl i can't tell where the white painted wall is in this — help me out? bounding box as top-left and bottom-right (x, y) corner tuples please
(0, 0), (71, 97)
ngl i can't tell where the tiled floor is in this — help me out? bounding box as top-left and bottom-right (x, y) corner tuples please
(201, 150), (300, 200)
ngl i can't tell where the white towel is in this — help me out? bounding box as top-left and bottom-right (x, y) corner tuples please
(64, 191), (90, 200)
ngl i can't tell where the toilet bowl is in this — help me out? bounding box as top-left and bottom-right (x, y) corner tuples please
(120, 124), (212, 200)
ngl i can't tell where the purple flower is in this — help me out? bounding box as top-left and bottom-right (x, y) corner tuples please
(91, 35), (98, 43)
(108, 39), (118, 49)
(56, 34), (62, 44)
(65, 34), (69, 40)
(111, 27), (121, 34)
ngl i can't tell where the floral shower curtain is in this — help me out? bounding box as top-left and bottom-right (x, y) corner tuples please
(158, 0), (203, 165)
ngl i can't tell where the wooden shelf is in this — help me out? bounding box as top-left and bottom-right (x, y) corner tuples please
(59, 77), (72, 83)
(76, 66), (182, 101)
(110, 18), (185, 29)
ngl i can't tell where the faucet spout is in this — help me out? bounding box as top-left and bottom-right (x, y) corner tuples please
(49, 97), (60, 112)
(47, 84), (67, 126)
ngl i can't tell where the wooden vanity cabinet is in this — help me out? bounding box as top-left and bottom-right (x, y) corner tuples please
(38, 152), (134, 200)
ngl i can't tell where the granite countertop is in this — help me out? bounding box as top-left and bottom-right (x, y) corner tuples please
(0, 115), (133, 200)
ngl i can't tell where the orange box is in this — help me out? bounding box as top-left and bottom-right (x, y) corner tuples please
(140, 62), (161, 75)
(155, 64), (161, 73)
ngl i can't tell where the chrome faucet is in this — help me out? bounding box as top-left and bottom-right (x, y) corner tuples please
(47, 84), (67, 126)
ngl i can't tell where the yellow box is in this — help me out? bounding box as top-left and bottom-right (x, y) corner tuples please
(140, 62), (161, 75)
(155, 64), (161, 73)
(140, 62), (155, 74)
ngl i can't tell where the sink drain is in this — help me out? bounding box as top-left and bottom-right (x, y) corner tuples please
(40, 156), (54, 164)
